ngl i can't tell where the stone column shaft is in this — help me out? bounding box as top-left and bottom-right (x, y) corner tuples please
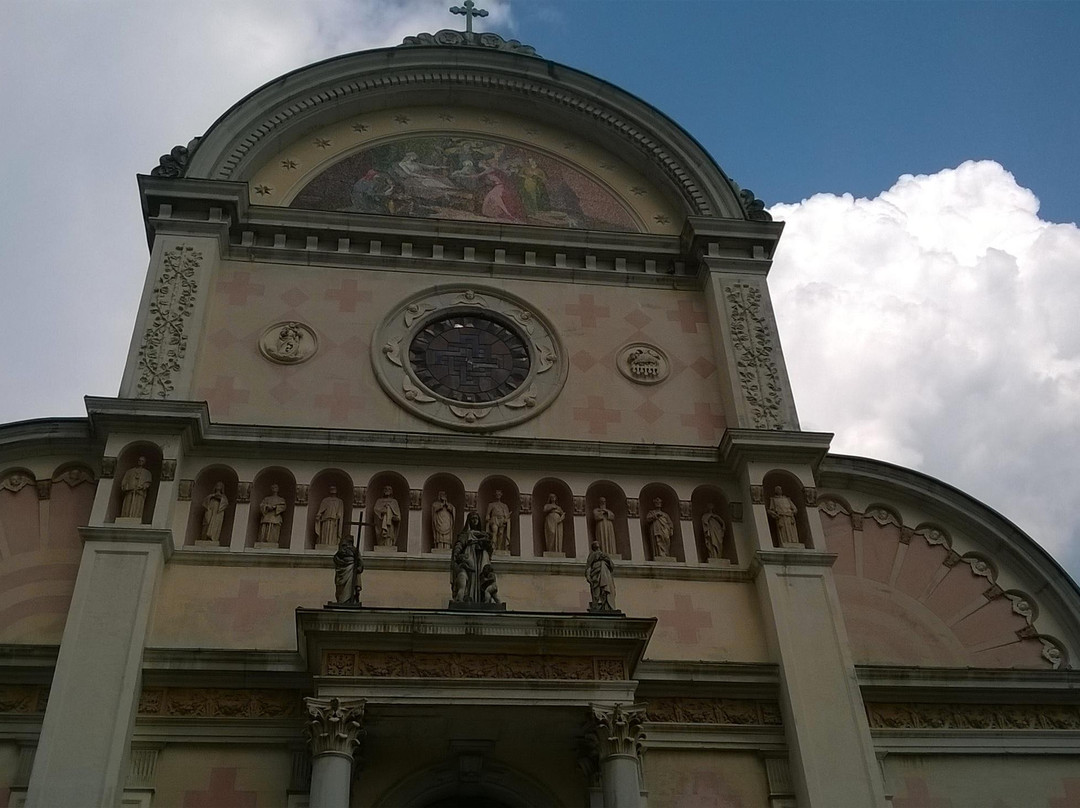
(305, 697), (366, 808)
(588, 704), (646, 808)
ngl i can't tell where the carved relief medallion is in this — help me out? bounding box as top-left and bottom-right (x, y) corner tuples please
(372, 286), (567, 431)
(617, 342), (670, 385)
(259, 321), (318, 364)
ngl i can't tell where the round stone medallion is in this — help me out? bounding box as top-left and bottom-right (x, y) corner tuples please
(617, 342), (669, 385)
(259, 321), (318, 364)
(371, 287), (566, 431)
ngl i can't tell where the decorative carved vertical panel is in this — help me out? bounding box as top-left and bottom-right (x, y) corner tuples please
(136, 244), (202, 399)
(724, 282), (784, 429)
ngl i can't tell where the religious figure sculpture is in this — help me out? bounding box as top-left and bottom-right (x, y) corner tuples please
(199, 481), (228, 543)
(372, 485), (401, 547)
(586, 541), (617, 613)
(701, 503), (726, 560)
(645, 497), (674, 559)
(450, 512), (501, 605)
(593, 497), (617, 556)
(543, 493), (565, 553)
(767, 486), (801, 546)
(432, 490), (456, 549)
(485, 489), (511, 552)
(315, 486), (344, 546)
(119, 456), (152, 520)
(333, 535), (363, 605)
(258, 483), (287, 545)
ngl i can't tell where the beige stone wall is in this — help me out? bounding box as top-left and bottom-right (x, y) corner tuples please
(189, 263), (726, 446)
(643, 749), (771, 807)
(883, 754), (1080, 807)
(152, 744), (293, 807)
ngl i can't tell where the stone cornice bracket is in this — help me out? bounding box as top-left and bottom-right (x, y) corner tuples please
(587, 703), (646, 761)
(304, 696), (366, 760)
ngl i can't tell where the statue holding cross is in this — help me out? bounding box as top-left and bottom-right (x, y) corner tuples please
(331, 517), (372, 606)
(450, 0), (488, 34)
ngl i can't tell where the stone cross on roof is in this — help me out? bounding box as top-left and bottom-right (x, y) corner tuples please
(450, 0), (488, 34)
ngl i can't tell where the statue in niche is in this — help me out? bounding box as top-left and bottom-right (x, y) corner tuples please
(119, 456), (152, 519)
(450, 512), (500, 605)
(258, 483), (287, 545)
(593, 497), (617, 556)
(645, 497), (674, 559)
(586, 541), (617, 613)
(315, 486), (344, 546)
(200, 482), (229, 543)
(372, 485), (401, 547)
(767, 486), (800, 545)
(701, 503), (726, 560)
(432, 490), (456, 549)
(485, 489), (511, 552)
(333, 535), (363, 605)
(543, 493), (565, 553)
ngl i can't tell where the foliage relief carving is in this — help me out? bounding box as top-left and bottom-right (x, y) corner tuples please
(136, 244), (202, 399)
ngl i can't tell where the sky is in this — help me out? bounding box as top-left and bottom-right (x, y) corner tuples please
(2, 1), (1080, 579)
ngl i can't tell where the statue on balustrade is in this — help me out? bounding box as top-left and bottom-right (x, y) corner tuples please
(333, 535), (363, 605)
(258, 484), (287, 545)
(373, 485), (401, 547)
(315, 486), (344, 546)
(645, 497), (673, 559)
(701, 502), (726, 560)
(543, 493), (565, 553)
(593, 497), (617, 556)
(119, 456), (152, 520)
(485, 489), (511, 552)
(200, 481), (229, 543)
(450, 511), (501, 605)
(586, 541), (617, 613)
(432, 490), (456, 549)
(767, 486), (800, 545)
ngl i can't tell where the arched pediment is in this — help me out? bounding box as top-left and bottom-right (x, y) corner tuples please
(178, 44), (754, 231)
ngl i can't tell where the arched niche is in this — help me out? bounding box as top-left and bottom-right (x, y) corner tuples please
(691, 484), (736, 564)
(307, 469), (354, 549)
(638, 483), (685, 562)
(107, 442), (163, 524)
(421, 473), (465, 553)
(0, 467), (40, 556)
(47, 463), (96, 551)
(365, 471), (409, 552)
(585, 481), (631, 560)
(247, 467), (296, 548)
(478, 476), (519, 556)
(184, 465), (239, 547)
(532, 478), (575, 557)
(761, 470), (813, 548)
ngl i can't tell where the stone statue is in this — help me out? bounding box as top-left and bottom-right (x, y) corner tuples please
(372, 485), (401, 547)
(432, 490), (456, 549)
(485, 489), (511, 552)
(315, 486), (344, 546)
(767, 486), (800, 545)
(450, 511), (500, 605)
(701, 503), (726, 560)
(645, 497), (673, 559)
(119, 456), (152, 519)
(543, 493), (565, 553)
(586, 541), (617, 613)
(333, 536), (363, 605)
(593, 497), (617, 556)
(258, 483), (287, 545)
(200, 481), (228, 543)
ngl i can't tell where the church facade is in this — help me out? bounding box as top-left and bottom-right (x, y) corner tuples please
(1, 24), (1079, 808)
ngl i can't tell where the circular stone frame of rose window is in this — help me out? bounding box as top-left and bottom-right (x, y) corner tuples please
(371, 286), (568, 432)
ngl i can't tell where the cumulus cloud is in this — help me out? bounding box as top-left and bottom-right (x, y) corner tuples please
(770, 160), (1080, 575)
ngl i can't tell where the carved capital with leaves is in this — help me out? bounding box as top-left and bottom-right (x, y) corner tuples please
(587, 703), (646, 761)
(304, 696), (366, 760)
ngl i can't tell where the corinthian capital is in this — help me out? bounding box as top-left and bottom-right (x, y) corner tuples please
(304, 696), (366, 759)
(587, 703), (646, 760)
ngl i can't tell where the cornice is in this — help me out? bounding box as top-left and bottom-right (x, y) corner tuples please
(0, 418), (98, 459)
(718, 429), (834, 474)
(857, 664), (1080, 701)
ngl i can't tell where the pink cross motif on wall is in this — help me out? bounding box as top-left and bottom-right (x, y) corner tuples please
(680, 403), (726, 442)
(183, 767), (257, 808)
(892, 777), (952, 808)
(565, 294), (610, 328)
(200, 375), (250, 417)
(217, 271), (265, 306)
(657, 594), (713, 644)
(667, 299), (708, 333)
(326, 278), (371, 312)
(314, 381), (364, 421)
(211, 580), (275, 634)
(573, 396), (621, 436)
(1050, 778), (1080, 808)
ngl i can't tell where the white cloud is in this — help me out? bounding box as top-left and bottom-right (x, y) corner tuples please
(770, 161), (1080, 573)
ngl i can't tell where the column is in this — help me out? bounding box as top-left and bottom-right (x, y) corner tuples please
(305, 696), (366, 808)
(587, 704), (646, 808)
(754, 551), (888, 807)
(26, 526), (172, 808)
